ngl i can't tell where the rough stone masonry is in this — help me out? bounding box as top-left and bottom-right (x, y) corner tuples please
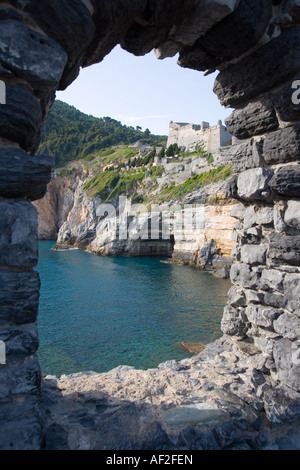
(0, 0), (300, 450)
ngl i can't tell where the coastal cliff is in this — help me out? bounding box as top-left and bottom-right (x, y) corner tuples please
(34, 144), (237, 274)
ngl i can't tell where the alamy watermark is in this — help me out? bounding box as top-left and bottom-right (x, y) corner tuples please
(291, 80), (300, 105)
(292, 340), (300, 366)
(95, 196), (206, 241)
(0, 341), (6, 365)
(0, 80), (6, 105)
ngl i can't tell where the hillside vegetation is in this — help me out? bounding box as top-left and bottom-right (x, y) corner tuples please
(39, 100), (167, 167)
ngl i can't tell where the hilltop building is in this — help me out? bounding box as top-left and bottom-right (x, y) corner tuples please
(166, 120), (232, 154)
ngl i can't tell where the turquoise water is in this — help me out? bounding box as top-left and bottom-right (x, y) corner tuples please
(37, 241), (231, 377)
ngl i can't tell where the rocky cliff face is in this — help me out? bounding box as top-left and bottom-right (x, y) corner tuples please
(33, 175), (72, 239)
(36, 152), (237, 275)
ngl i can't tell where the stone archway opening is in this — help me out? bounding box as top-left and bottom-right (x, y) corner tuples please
(1, 0), (300, 450)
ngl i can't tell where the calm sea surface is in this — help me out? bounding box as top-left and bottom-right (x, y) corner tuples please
(37, 241), (231, 376)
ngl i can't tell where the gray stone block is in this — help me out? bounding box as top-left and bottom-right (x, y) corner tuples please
(14, 0), (95, 89)
(0, 323), (39, 359)
(0, 354), (41, 399)
(269, 165), (300, 197)
(0, 201), (38, 268)
(273, 207), (287, 233)
(237, 168), (273, 201)
(86, 0), (148, 61)
(246, 305), (282, 329)
(0, 19), (67, 89)
(0, 270), (40, 325)
(284, 273), (300, 316)
(260, 269), (286, 293)
(230, 263), (262, 289)
(264, 292), (285, 309)
(179, 0), (272, 72)
(0, 147), (54, 200)
(214, 27), (300, 108)
(226, 100), (279, 140)
(284, 200), (300, 230)
(273, 338), (300, 392)
(269, 234), (300, 266)
(240, 245), (267, 266)
(245, 289), (264, 305)
(0, 396), (41, 450)
(232, 139), (263, 173)
(255, 207), (273, 226)
(270, 84), (300, 124)
(274, 312), (300, 341)
(227, 286), (247, 307)
(173, 0), (240, 46)
(263, 126), (300, 165)
(221, 305), (247, 337)
(243, 206), (257, 230)
(0, 83), (42, 153)
(230, 204), (246, 220)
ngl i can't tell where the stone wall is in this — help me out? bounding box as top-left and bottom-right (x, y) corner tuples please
(0, 0), (300, 449)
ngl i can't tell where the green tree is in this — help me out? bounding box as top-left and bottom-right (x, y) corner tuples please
(158, 147), (165, 158)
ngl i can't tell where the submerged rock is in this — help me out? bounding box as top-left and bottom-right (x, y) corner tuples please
(180, 342), (206, 355)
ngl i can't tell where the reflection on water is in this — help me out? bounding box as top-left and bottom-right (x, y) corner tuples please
(37, 241), (231, 376)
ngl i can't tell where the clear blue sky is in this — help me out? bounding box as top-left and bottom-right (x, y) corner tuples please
(57, 45), (233, 136)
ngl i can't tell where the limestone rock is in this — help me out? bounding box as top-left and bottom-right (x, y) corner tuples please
(255, 207), (273, 226)
(221, 305), (247, 337)
(273, 339), (300, 392)
(237, 168), (273, 201)
(213, 267), (229, 279)
(230, 263), (261, 289)
(284, 273), (300, 316)
(285, 200), (300, 229)
(230, 204), (246, 221)
(274, 313), (300, 341)
(245, 305), (282, 330)
(180, 342), (206, 355)
(33, 175), (73, 239)
(260, 269), (285, 293)
(227, 286), (247, 308)
(243, 206), (256, 230)
(240, 245), (267, 266)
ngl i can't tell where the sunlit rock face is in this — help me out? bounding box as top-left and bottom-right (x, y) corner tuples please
(1, 0), (300, 450)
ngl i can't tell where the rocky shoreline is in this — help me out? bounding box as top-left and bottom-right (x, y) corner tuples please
(40, 336), (300, 450)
